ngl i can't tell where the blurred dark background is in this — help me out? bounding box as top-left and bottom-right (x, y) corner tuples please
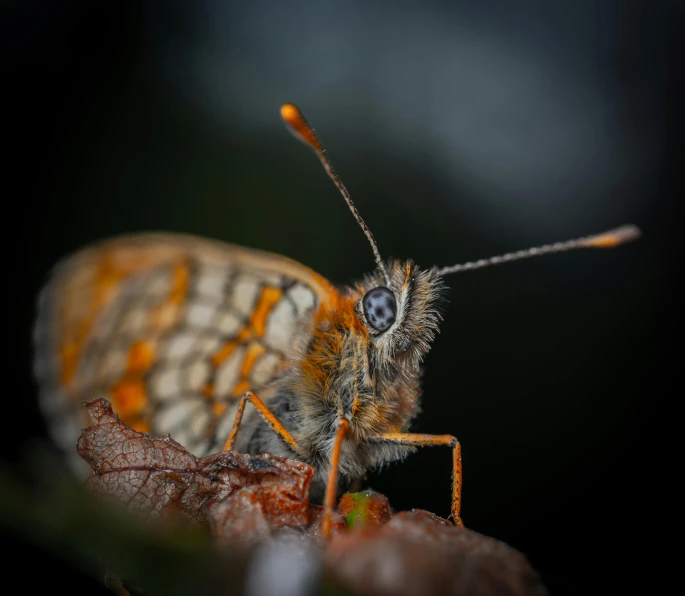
(3, 1), (682, 594)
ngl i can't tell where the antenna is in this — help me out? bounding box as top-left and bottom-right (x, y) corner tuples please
(280, 103), (391, 286)
(436, 225), (641, 276)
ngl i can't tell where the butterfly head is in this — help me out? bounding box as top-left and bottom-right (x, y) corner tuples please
(354, 260), (446, 367)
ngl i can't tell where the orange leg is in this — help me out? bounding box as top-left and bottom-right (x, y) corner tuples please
(223, 391), (306, 459)
(371, 433), (463, 527)
(322, 418), (351, 538)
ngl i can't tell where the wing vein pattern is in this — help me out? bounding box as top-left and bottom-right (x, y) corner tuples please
(34, 233), (335, 469)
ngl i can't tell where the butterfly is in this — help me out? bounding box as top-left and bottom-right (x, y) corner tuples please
(33, 103), (641, 536)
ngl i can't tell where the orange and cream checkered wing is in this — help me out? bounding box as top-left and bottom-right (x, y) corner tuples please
(34, 233), (338, 467)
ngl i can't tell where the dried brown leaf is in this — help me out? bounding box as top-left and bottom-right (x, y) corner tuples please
(325, 510), (549, 596)
(207, 481), (312, 547)
(77, 398), (313, 527)
(76, 399), (548, 595)
(306, 504), (347, 539)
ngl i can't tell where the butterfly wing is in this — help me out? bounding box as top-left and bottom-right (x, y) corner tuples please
(34, 233), (338, 469)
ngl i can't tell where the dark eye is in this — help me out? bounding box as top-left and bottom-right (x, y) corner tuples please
(362, 287), (397, 332)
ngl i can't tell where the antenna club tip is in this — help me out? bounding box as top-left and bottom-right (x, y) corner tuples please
(582, 224), (642, 248)
(280, 103), (300, 123)
(615, 224), (642, 242)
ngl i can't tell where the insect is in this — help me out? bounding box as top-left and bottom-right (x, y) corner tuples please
(34, 103), (641, 536)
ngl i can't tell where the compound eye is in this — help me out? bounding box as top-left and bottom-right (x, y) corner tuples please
(362, 287), (397, 333)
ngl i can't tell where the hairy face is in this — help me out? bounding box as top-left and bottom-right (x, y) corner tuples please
(354, 260), (447, 370)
